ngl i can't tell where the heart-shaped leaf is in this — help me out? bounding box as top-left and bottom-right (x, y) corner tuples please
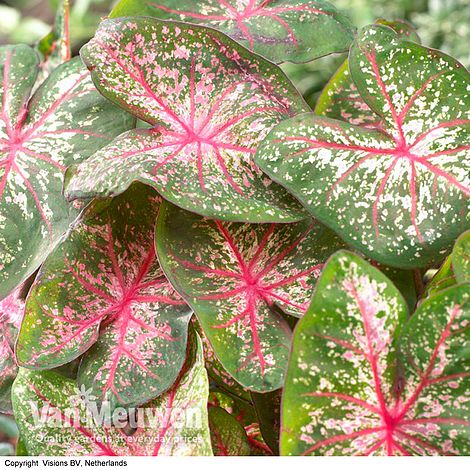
(0, 46), (134, 300)
(110, 0), (354, 64)
(282, 250), (469, 455)
(16, 184), (192, 411)
(156, 201), (344, 391)
(256, 25), (470, 268)
(0, 288), (24, 413)
(12, 332), (213, 456)
(65, 17), (308, 223)
(315, 20), (420, 128)
(453, 230), (469, 283)
(209, 406), (251, 456)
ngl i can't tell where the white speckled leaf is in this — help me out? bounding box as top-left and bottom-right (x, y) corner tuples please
(12, 332), (213, 456)
(315, 20), (420, 128)
(0, 46), (134, 300)
(65, 17), (308, 223)
(155, 201), (344, 392)
(0, 288), (24, 413)
(256, 25), (470, 268)
(282, 250), (470, 455)
(314, 60), (381, 128)
(110, 0), (354, 64)
(16, 184), (192, 411)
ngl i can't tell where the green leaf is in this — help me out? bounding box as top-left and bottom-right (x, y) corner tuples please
(314, 20), (420, 126)
(256, 25), (470, 268)
(0, 46), (134, 300)
(36, 0), (71, 81)
(12, 332), (213, 456)
(65, 17), (308, 223)
(16, 184), (192, 412)
(282, 250), (469, 455)
(208, 406), (250, 456)
(0, 287), (24, 413)
(251, 389), (281, 453)
(423, 230), (469, 300)
(16, 438), (28, 456)
(156, 201), (344, 391)
(453, 230), (470, 283)
(110, 0), (354, 64)
(423, 256), (456, 300)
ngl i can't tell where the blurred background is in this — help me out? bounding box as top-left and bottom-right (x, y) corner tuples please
(0, 0), (469, 455)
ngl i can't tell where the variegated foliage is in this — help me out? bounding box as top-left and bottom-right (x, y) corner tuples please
(0, 45), (134, 300)
(16, 184), (192, 412)
(156, 201), (344, 391)
(256, 25), (470, 268)
(64, 17), (309, 223)
(12, 333), (213, 456)
(209, 406), (251, 456)
(110, 0), (354, 64)
(282, 250), (469, 456)
(314, 19), (420, 128)
(0, 288), (24, 413)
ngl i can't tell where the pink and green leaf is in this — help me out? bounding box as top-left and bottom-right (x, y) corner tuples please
(0, 288), (24, 413)
(16, 184), (192, 411)
(155, 201), (344, 391)
(256, 25), (470, 268)
(64, 17), (308, 223)
(0, 46), (134, 300)
(281, 250), (469, 455)
(208, 406), (251, 456)
(110, 0), (354, 64)
(314, 20), (420, 128)
(12, 332), (213, 456)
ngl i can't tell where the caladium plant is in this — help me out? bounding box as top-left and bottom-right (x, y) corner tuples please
(2, 0), (469, 458)
(16, 184), (192, 412)
(155, 201), (344, 391)
(64, 16), (310, 223)
(12, 332), (213, 456)
(110, 0), (355, 64)
(256, 24), (470, 268)
(0, 45), (134, 300)
(282, 250), (469, 456)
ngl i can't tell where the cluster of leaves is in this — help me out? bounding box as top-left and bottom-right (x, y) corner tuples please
(0, 0), (469, 457)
